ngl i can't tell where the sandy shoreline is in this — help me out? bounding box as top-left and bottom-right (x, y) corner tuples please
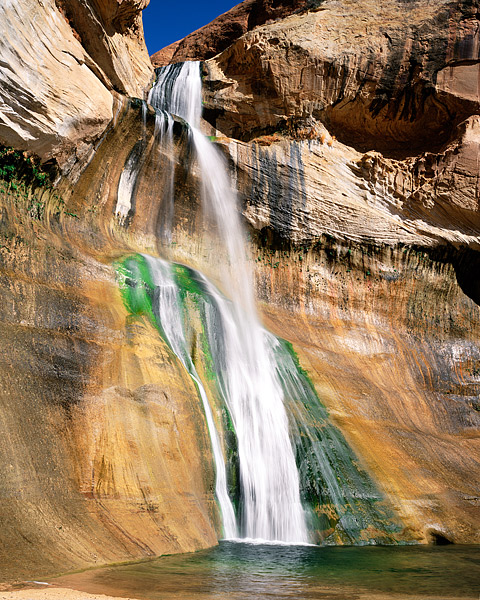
(0, 587), (139, 600)
(0, 583), (478, 600)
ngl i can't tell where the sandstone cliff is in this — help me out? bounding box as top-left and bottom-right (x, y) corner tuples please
(0, 0), (479, 584)
(0, 0), (153, 174)
(151, 0), (320, 67)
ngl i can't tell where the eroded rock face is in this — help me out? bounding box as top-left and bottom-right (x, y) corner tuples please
(55, 0), (153, 95)
(203, 0), (479, 157)
(91, 0), (149, 33)
(0, 0), (112, 172)
(197, 0), (480, 295)
(0, 0), (152, 174)
(226, 113), (480, 252)
(151, 0), (318, 67)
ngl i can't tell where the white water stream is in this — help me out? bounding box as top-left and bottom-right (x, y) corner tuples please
(144, 255), (237, 538)
(148, 61), (309, 543)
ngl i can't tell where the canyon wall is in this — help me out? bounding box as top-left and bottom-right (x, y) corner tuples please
(0, 0), (479, 583)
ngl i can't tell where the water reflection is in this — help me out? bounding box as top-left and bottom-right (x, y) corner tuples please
(52, 541), (480, 599)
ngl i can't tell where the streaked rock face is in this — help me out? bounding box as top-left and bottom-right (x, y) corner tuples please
(255, 241), (480, 545)
(229, 126), (479, 249)
(200, 0), (480, 291)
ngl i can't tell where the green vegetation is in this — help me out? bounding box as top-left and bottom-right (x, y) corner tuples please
(116, 254), (241, 513)
(0, 146), (50, 187)
(0, 145), (67, 220)
(172, 263), (206, 298)
(116, 255), (156, 322)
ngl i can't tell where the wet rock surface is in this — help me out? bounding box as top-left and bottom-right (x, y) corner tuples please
(255, 240), (480, 544)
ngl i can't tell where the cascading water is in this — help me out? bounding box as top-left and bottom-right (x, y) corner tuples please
(147, 61), (309, 544)
(118, 255), (404, 545)
(153, 110), (175, 244)
(116, 61), (404, 545)
(144, 255), (237, 538)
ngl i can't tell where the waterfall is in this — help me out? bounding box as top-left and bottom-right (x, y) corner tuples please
(153, 110), (175, 244)
(148, 62), (202, 127)
(115, 62), (405, 546)
(118, 255), (405, 545)
(148, 61), (309, 544)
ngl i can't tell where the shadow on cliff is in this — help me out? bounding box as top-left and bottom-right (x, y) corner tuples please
(452, 246), (480, 307)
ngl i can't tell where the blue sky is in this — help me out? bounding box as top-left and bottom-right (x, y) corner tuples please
(142, 0), (241, 55)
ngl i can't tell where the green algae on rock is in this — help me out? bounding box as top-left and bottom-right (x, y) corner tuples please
(117, 253), (409, 544)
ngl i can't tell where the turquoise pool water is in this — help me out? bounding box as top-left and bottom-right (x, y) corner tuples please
(52, 541), (480, 599)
